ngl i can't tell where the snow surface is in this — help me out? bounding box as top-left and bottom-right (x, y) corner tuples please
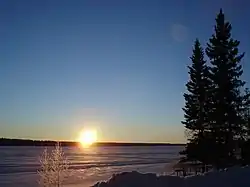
(92, 165), (250, 187)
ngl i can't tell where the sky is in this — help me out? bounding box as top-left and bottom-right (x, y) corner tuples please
(0, 0), (249, 143)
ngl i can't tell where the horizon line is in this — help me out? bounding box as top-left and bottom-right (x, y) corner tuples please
(0, 137), (185, 145)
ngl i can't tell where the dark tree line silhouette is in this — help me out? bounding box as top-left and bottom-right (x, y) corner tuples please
(181, 9), (250, 169)
(0, 138), (183, 147)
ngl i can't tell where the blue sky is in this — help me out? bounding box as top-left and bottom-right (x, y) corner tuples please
(0, 0), (249, 143)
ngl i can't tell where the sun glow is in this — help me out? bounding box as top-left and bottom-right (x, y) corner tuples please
(78, 129), (97, 147)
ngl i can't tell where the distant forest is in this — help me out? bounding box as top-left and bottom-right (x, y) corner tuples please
(0, 138), (184, 147)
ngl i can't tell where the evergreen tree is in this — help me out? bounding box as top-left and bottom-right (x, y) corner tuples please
(206, 9), (245, 167)
(181, 39), (211, 163)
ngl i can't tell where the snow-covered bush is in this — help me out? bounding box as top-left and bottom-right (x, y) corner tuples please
(38, 142), (70, 187)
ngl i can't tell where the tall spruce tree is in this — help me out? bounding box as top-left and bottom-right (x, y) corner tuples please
(181, 39), (211, 163)
(206, 9), (245, 166)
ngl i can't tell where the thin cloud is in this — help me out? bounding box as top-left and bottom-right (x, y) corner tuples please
(170, 23), (189, 42)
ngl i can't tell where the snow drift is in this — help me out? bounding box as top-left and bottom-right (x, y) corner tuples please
(92, 166), (250, 187)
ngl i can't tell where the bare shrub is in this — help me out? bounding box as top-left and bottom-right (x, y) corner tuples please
(38, 142), (70, 187)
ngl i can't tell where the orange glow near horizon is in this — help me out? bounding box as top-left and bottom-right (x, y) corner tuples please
(78, 129), (97, 148)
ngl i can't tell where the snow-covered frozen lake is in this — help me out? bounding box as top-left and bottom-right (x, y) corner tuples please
(0, 145), (183, 187)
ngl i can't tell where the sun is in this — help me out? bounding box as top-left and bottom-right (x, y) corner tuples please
(78, 129), (97, 147)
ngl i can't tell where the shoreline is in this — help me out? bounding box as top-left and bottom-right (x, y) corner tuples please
(0, 138), (185, 147)
(91, 165), (250, 187)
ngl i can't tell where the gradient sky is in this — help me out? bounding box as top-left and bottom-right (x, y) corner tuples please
(0, 0), (249, 143)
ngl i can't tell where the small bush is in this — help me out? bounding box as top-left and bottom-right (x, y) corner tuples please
(38, 142), (70, 187)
